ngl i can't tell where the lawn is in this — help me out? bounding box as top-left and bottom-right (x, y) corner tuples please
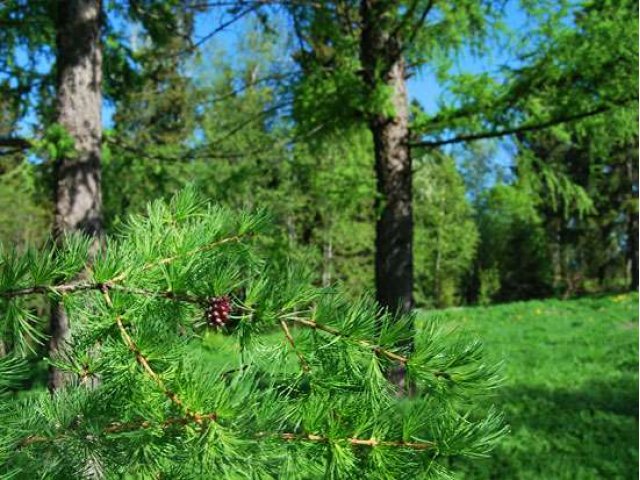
(419, 293), (639, 479)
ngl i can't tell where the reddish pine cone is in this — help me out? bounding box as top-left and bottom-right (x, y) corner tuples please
(205, 295), (231, 328)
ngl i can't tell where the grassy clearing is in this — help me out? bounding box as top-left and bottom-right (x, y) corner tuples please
(419, 293), (638, 479)
(195, 292), (638, 478)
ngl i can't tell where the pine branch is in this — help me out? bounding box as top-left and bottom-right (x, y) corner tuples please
(0, 280), (453, 382)
(1, 276), (454, 382)
(0, 283), (96, 298)
(20, 421), (436, 452)
(287, 316), (408, 364)
(272, 432), (436, 450)
(18, 412), (220, 448)
(0, 282), (201, 303)
(287, 316), (454, 380)
(409, 99), (634, 149)
(101, 287), (216, 426)
(0, 234), (246, 301)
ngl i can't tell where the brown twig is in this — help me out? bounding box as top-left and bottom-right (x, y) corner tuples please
(279, 320), (310, 373)
(103, 413), (218, 434)
(0, 282), (202, 303)
(0, 234), (246, 301)
(288, 316), (408, 365)
(20, 424), (435, 452)
(273, 432), (436, 450)
(18, 412), (219, 448)
(0, 283), (96, 298)
(101, 287), (215, 425)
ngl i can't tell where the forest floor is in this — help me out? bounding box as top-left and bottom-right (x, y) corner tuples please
(424, 292), (639, 480)
(200, 292), (639, 479)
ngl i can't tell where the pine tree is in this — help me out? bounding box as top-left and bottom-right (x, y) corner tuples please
(47, 0), (104, 392)
(0, 189), (504, 479)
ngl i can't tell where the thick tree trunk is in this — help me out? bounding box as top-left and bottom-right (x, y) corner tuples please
(360, 0), (414, 394)
(49, 0), (103, 392)
(360, 1), (414, 315)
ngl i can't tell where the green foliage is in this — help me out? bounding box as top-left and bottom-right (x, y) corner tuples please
(477, 268), (500, 306)
(414, 155), (478, 308)
(34, 123), (77, 161)
(0, 160), (50, 247)
(422, 292), (638, 479)
(0, 190), (504, 478)
(475, 183), (553, 302)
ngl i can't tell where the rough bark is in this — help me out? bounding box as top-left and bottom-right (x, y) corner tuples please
(49, 0), (103, 392)
(360, 0), (414, 314)
(360, 0), (414, 394)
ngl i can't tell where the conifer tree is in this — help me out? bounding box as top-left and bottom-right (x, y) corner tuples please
(48, 0), (104, 392)
(0, 190), (504, 479)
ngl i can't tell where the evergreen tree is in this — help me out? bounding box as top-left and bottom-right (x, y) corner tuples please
(503, 0), (638, 295)
(286, 0), (498, 318)
(48, 0), (105, 391)
(0, 190), (504, 478)
(475, 183), (553, 302)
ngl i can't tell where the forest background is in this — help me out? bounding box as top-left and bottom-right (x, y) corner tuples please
(1, 0), (636, 312)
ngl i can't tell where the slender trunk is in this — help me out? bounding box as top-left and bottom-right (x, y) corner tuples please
(49, 0), (103, 392)
(360, 1), (413, 314)
(434, 229), (441, 307)
(360, 0), (413, 394)
(629, 212), (638, 290)
(322, 235), (333, 287)
(625, 139), (639, 290)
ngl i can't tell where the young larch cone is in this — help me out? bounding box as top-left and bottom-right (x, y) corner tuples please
(205, 295), (231, 328)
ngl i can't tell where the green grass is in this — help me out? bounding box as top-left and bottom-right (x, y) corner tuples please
(419, 292), (639, 479)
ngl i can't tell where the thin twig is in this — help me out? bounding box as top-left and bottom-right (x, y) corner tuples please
(279, 320), (310, 373)
(272, 432), (436, 450)
(101, 287), (215, 425)
(108, 234), (245, 284)
(20, 424), (435, 452)
(410, 98), (634, 149)
(0, 234), (246, 301)
(0, 283), (202, 304)
(288, 316), (408, 364)
(18, 412), (219, 448)
(103, 413), (218, 434)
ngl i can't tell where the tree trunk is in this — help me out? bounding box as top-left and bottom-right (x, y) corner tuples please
(360, 0), (413, 315)
(49, 0), (103, 392)
(360, 0), (414, 394)
(627, 146), (639, 290)
(434, 229), (442, 307)
(322, 235), (333, 288)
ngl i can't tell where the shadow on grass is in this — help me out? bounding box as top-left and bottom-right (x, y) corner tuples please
(452, 376), (638, 479)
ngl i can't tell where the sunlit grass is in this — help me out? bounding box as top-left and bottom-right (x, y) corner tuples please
(420, 292), (638, 479)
